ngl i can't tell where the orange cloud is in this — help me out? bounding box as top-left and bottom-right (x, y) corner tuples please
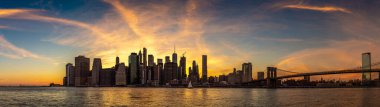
(282, 4), (351, 13)
(0, 9), (41, 17)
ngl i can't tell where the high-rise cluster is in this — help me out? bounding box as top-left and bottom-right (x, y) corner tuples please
(222, 63), (253, 84)
(63, 47), (210, 87)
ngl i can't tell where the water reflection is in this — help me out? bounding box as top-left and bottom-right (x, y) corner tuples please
(1, 87), (380, 106)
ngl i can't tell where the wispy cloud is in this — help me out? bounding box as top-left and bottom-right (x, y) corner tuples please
(0, 9), (41, 17)
(254, 36), (303, 42)
(282, 4), (351, 13)
(0, 35), (49, 60)
(0, 25), (12, 29)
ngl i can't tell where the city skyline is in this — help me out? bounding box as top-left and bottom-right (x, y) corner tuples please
(1, 0), (380, 86)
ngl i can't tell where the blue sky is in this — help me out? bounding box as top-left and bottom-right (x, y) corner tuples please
(0, 0), (379, 85)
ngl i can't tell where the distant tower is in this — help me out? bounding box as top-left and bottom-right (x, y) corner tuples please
(165, 56), (170, 63)
(242, 62), (252, 82)
(148, 54), (154, 67)
(202, 55), (207, 83)
(92, 58), (102, 86)
(116, 56), (120, 65)
(172, 45), (177, 64)
(143, 47), (147, 67)
(115, 56), (120, 70)
(180, 55), (186, 80)
(139, 50), (142, 63)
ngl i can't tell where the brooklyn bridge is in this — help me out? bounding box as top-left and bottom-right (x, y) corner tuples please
(248, 53), (380, 88)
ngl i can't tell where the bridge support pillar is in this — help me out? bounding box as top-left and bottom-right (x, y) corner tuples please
(267, 67), (277, 88)
(304, 75), (310, 82)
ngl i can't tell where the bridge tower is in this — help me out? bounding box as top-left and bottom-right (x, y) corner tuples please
(362, 52), (371, 86)
(304, 75), (310, 82)
(266, 67), (277, 88)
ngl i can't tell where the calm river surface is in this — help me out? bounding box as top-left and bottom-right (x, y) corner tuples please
(0, 87), (380, 106)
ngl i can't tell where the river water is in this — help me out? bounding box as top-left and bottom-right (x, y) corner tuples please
(0, 87), (379, 106)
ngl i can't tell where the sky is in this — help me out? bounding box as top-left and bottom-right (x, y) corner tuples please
(0, 0), (380, 86)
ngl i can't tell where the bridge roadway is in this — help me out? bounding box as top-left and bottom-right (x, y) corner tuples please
(252, 69), (380, 82)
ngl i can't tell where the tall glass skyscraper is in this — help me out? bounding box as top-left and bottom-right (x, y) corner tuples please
(129, 53), (139, 84)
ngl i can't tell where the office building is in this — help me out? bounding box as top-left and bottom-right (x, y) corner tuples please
(115, 63), (127, 86)
(202, 55), (207, 83)
(165, 56), (170, 63)
(100, 68), (115, 86)
(148, 54), (154, 67)
(74, 56), (90, 86)
(242, 62), (252, 82)
(180, 56), (186, 80)
(129, 53), (139, 84)
(257, 72), (264, 80)
(91, 58), (102, 86)
(66, 63), (75, 86)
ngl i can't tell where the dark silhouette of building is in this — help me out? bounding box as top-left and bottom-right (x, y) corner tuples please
(189, 60), (200, 84)
(257, 72), (264, 80)
(129, 53), (139, 84)
(172, 50), (177, 64)
(242, 62), (252, 82)
(165, 56), (170, 63)
(65, 63), (75, 86)
(202, 55), (207, 83)
(180, 55), (186, 80)
(143, 47), (147, 67)
(148, 54), (154, 67)
(100, 68), (115, 86)
(92, 58), (102, 86)
(115, 56), (120, 70)
(74, 56), (90, 86)
(157, 59), (164, 85)
(164, 62), (178, 84)
(115, 63), (127, 86)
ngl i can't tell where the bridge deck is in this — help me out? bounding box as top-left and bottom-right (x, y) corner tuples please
(251, 69), (380, 82)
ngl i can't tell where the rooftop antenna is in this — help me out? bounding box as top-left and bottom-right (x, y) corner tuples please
(174, 44), (176, 53)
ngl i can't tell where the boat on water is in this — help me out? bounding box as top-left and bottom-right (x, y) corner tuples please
(188, 81), (193, 88)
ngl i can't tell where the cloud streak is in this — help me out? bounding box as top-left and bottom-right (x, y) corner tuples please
(0, 35), (47, 60)
(282, 4), (351, 13)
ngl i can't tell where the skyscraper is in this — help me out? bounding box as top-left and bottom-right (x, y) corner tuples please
(180, 56), (186, 80)
(242, 62), (252, 82)
(172, 52), (177, 64)
(139, 50), (142, 63)
(129, 53), (139, 84)
(116, 56), (120, 65)
(74, 56), (90, 86)
(164, 62), (177, 84)
(202, 55), (207, 83)
(257, 72), (264, 80)
(157, 59), (164, 85)
(362, 52), (371, 82)
(91, 58), (102, 86)
(115, 63), (127, 86)
(190, 60), (199, 83)
(143, 47), (147, 67)
(100, 68), (115, 86)
(115, 56), (120, 69)
(148, 54), (154, 67)
(65, 63), (75, 86)
(165, 56), (170, 63)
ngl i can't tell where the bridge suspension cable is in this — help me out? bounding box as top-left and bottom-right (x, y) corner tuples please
(276, 68), (301, 74)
